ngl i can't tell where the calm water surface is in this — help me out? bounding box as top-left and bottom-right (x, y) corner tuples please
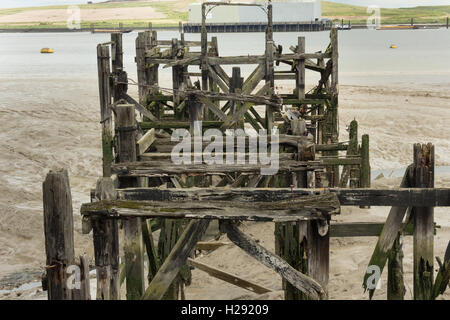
(0, 29), (449, 87)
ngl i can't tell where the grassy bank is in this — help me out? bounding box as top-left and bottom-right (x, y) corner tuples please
(0, 1), (449, 30)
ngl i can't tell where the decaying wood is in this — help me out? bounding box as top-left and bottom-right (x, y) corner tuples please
(187, 258), (272, 294)
(195, 241), (231, 251)
(81, 192), (340, 222)
(187, 89), (282, 109)
(92, 177), (120, 300)
(116, 104), (145, 300)
(97, 44), (113, 177)
(112, 160), (318, 177)
(142, 219), (210, 300)
(221, 222), (325, 300)
(43, 169), (75, 300)
(122, 93), (158, 122)
(114, 187), (450, 207)
(136, 128), (156, 156)
(431, 256), (450, 299)
(363, 165), (411, 298)
(330, 222), (414, 238)
(413, 143), (435, 300)
(387, 233), (406, 300)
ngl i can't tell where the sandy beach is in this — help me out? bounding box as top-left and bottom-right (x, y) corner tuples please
(0, 76), (448, 299)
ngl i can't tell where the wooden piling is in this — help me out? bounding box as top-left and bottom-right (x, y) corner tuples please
(296, 37), (306, 100)
(43, 169), (75, 300)
(97, 45), (113, 177)
(92, 177), (120, 300)
(116, 104), (145, 300)
(307, 220), (330, 298)
(387, 233), (405, 300)
(360, 134), (370, 188)
(412, 143), (434, 300)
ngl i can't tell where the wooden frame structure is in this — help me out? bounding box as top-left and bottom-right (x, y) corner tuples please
(42, 2), (450, 301)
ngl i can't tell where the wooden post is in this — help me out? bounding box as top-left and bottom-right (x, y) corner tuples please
(296, 37), (305, 100)
(201, 4), (209, 91)
(43, 169), (75, 300)
(230, 67), (244, 128)
(111, 33), (128, 108)
(306, 219), (330, 299)
(360, 134), (370, 188)
(136, 32), (148, 105)
(413, 143), (434, 300)
(387, 233), (405, 300)
(265, 3), (274, 132)
(327, 28), (340, 186)
(92, 178), (120, 300)
(172, 38), (183, 119)
(97, 44), (113, 178)
(116, 104), (145, 300)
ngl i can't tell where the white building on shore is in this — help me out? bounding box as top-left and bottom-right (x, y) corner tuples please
(188, 0), (322, 24)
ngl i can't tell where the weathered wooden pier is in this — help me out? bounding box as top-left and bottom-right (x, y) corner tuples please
(42, 2), (450, 301)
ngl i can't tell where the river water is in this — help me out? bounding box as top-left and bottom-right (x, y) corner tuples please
(0, 29), (449, 86)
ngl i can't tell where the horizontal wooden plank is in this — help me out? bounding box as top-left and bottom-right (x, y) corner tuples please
(195, 241), (231, 251)
(111, 160), (321, 177)
(140, 152), (296, 162)
(115, 187), (450, 207)
(330, 222), (414, 238)
(80, 193), (340, 222)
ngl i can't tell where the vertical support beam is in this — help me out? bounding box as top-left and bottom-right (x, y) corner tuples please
(116, 104), (145, 300)
(387, 233), (405, 300)
(413, 143), (434, 300)
(78, 254), (91, 300)
(360, 134), (371, 188)
(307, 220), (330, 299)
(136, 32), (148, 105)
(96, 43), (120, 300)
(296, 37), (305, 100)
(92, 178), (120, 300)
(230, 67), (244, 129)
(43, 169), (75, 300)
(97, 44), (113, 177)
(201, 4), (209, 91)
(265, 3), (274, 132)
(149, 31), (159, 88)
(172, 38), (182, 119)
(206, 36), (220, 121)
(111, 33), (128, 104)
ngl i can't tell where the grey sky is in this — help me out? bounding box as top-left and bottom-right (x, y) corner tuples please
(1, 0), (449, 9)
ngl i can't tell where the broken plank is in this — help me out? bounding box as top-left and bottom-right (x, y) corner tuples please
(136, 128), (156, 156)
(221, 222), (325, 300)
(187, 258), (272, 294)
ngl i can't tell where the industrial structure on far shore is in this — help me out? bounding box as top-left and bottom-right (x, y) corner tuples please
(188, 0), (322, 24)
(185, 0), (327, 33)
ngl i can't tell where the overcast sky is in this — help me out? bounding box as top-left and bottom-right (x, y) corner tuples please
(1, 0), (450, 9)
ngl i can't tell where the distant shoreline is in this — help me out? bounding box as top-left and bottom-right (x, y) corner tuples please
(0, 23), (447, 34)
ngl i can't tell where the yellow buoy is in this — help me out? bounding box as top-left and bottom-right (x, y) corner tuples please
(390, 45), (397, 49)
(40, 48), (54, 54)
